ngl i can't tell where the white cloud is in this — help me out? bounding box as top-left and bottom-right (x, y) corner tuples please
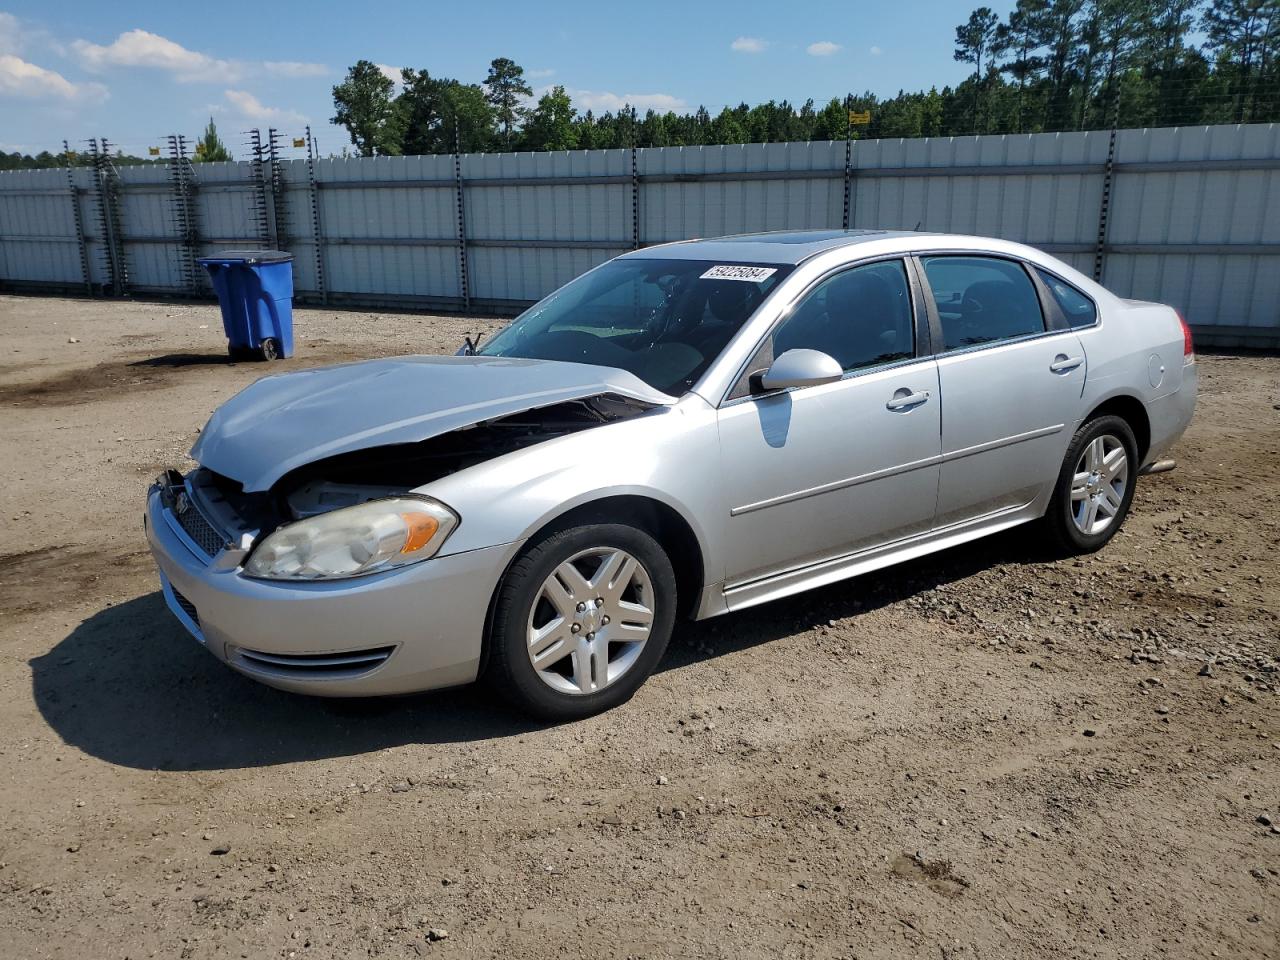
(806, 41), (842, 57)
(570, 89), (688, 113)
(731, 37), (768, 53)
(263, 60), (328, 78)
(223, 89), (306, 126)
(870, 45), (883, 56)
(0, 12), (24, 56)
(72, 29), (324, 84)
(0, 53), (107, 101)
(526, 67), (556, 79)
(74, 29), (235, 82)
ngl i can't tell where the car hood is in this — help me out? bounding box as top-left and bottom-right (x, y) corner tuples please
(191, 355), (674, 492)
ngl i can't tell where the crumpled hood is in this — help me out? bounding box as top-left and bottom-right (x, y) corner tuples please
(191, 355), (673, 492)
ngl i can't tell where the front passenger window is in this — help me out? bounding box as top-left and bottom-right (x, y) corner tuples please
(922, 256), (1045, 351)
(770, 259), (915, 373)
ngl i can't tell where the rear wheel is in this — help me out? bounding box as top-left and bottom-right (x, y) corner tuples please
(486, 523), (676, 720)
(1043, 414), (1138, 554)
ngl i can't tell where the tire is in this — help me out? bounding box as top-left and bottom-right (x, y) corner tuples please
(486, 523), (677, 721)
(256, 338), (280, 361)
(1042, 414), (1139, 555)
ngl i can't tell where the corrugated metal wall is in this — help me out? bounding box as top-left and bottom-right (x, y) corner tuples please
(2, 124), (1276, 346)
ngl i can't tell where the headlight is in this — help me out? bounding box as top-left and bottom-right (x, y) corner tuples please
(244, 497), (458, 581)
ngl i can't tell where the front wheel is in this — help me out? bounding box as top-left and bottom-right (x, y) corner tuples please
(486, 523), (677, 721)
(1042, 414), (1139, 554)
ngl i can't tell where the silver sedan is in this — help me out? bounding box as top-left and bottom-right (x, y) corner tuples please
(145, 230), (1197, 719)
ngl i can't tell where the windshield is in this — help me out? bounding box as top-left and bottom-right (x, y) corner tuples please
(478, 258), (792, 395)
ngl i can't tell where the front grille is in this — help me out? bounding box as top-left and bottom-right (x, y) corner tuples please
(174, 500), (226, 558)
(171, 587), (199, 626)
(235, 645), (395, 679)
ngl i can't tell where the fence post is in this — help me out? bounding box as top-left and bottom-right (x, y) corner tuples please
(842, 94), (854, 230)
(304, 125), (327, 305)
(631, 144), (640, 250)
(167, 134), (201, 294)
(453, 128), (471, 312)
(246, 129), (274, 249)
(89, 137), (126, 297)
(268, 129), (286, 250)
(1093, 123), (1118, 283)
(63, 139), (91, 296)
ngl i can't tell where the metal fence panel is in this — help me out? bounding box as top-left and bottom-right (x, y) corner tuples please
(1103, 124), (1280, 342)
(114, 163), (182, 291)
(639, 142), (846, 242)
(852, 131), (1108, 247)
(190, 161), (260, 247)
(0, 168), (83, 285)
(310, 153), (460, 303)
(1, 124), (1276, 345)
(464, 148), (630, 302)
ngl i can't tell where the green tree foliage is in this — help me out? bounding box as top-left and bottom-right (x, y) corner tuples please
(440, 82), (496, 152)
(485, 57), (533, 148)
(521, 85), (578, 150)
(194, 117), (233, 162)
(0, 148), (156, 170)
(394, 70), (495, 154)
(321, 8), (1277, 159)
(396, 69), (448, 156)
(11, 7), (1280, 169)
(955, 7), (1002, 131)
(1201, 0), (1280, 120)
(331, 59), (401, 156)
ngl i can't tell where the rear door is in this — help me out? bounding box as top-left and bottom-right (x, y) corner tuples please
(918, 254), (1088, 527)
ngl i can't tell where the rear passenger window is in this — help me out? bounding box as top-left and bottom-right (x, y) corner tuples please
(922, 256), (1045, 351)
(1036, 268), (1097, 327)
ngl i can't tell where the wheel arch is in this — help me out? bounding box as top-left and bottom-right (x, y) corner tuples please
(477, 493), (708, 679)
(1083, 393), (1151, 462)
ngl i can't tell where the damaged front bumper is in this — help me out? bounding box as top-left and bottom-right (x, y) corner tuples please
(144, 481), (513, 697)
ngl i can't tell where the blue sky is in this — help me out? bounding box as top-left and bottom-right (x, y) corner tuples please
(1, 1), (1002, 158)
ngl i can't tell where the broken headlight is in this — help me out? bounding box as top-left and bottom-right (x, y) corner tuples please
(243, 496), (458, 581)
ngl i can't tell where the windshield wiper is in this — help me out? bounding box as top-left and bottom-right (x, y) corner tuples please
(461, 332), (485, 356)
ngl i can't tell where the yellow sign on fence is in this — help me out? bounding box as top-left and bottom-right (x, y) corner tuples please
(148, 146), (161, 156)
(848, 110), (872, 125)
(293, 138), (306, 148)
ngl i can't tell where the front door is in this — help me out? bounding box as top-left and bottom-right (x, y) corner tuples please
(716, 258), (942, 597)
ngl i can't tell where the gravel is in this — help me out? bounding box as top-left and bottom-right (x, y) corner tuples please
(0, 295), (1276, 960)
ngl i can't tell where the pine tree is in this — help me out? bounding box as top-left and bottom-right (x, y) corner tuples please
(194, 117), (232, 162)
(485, 58), (533, 149)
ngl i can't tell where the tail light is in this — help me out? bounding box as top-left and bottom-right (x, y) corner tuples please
(1176, 310), (1194, 358)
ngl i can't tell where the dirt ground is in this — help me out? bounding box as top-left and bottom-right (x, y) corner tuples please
(0, 293), (1276, 960)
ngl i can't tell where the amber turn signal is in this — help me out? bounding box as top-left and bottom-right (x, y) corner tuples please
(401, 513), (440, 553)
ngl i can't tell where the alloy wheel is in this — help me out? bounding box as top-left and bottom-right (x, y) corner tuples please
(1070, 433), (1129, 536)
(525, 547), (655, 695)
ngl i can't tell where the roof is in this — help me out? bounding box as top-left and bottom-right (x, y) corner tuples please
(621, 229), (930, 265)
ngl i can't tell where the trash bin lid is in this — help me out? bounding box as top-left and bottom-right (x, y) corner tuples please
(201, 249), (293, 264)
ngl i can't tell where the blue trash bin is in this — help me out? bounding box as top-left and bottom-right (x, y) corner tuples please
(198, 250), (295, 361)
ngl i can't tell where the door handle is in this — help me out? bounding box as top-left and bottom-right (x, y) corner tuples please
(886, 388), (930, 411)
(1050, 354), (1084, 374)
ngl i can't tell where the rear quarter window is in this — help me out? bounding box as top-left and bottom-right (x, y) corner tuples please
(1036, 268), (1098, 328)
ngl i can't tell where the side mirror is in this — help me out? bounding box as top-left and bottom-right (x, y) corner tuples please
(751, 349), (843, 393)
